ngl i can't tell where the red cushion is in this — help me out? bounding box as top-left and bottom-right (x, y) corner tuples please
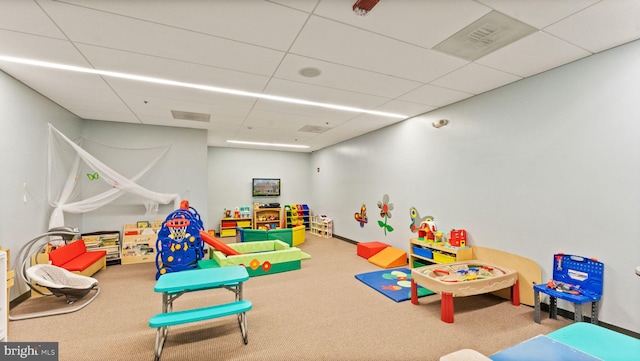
(49, 240), (87, 266)
(357, 241), (389, 259)
(61, 251), (106, 272)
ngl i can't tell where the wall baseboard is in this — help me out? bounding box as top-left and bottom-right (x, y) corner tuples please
(9, 291), (30, 309)
(333, 234), (357, 245)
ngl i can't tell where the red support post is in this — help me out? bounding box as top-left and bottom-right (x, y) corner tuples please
(411, 279), (418, 305)
(511, 279), (520, 306)
(441, 292), (454, 323)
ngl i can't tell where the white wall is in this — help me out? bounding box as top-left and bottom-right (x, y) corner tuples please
(0, 70), (209, 299)
(0, 71), (83, 299)
(207, 147), (311, 232)
(80, 120), (209, 233)
(310, 39), (640, 333)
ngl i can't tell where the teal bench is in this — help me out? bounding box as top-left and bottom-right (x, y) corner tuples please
(149, 300), (252, 361)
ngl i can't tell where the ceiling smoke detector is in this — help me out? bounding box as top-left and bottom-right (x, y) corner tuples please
(298, 67), (321, 78)
(353, 0), (379, 16)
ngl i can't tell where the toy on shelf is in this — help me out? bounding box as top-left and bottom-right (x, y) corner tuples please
(449, 229), (467, 247)
(417, 216), (437, 241)
(239, 206), (251, 218)
(234, 207), (241, 218)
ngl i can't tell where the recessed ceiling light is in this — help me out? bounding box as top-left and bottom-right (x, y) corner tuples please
(226, 140), (309, 149)
(298, 67), (321, 78)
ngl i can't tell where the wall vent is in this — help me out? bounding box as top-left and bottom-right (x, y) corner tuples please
(299, 125), (331, 133)
(434, 11), (537, 61)
(171, 110), (210, 122)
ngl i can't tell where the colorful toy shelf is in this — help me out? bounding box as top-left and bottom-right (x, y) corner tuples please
(409, 238), (472, 268)
(219, 218), (252, 238)
(284, 204), (310, 230)
(253, 208), (281, 230)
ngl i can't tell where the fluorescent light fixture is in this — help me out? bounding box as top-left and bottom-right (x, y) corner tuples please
(226, 140), (310, 149)
(0, 55), (407, 119)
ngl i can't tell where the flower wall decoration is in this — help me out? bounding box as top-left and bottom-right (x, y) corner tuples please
(377, 194), (394, 235)
(354, 204), (368, 228)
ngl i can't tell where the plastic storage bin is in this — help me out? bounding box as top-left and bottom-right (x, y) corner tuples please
(412, 245), (433, 259)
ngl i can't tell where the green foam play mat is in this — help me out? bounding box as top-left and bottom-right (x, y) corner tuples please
(355, 268), (435, 302)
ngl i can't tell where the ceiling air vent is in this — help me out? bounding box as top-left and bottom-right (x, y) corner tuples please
(299, 125), (331, 134)
(434, 10), (537, 61)
(171, 110), (210, 122)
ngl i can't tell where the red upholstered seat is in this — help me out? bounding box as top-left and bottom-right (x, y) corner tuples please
(48, 240), (107, 272)
(60, 250), (107, 272)
(49, 240), (87, 266)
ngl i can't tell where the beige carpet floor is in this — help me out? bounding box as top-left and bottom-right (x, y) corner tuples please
(8, 233), (570, 361)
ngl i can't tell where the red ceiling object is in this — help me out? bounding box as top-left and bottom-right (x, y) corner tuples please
(353, 0), (379, 16)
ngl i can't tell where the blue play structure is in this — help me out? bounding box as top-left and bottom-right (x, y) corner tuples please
(155, 200), (206, 279)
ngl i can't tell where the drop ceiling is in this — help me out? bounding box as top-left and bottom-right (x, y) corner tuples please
(1, 0), (639, 152)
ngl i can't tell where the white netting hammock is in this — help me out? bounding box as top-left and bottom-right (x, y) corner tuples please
(47, 123), (181, 228)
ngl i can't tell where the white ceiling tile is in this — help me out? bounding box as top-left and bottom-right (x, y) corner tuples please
(477, 0), (600, 29)
(38, 0), (286, 75)
(264, 78), (391, 110)
(290, 16), (468, 83)
(399, 84), (473, 107)
(310, 115), (402, 148)
(314, 0), (491, 48)
(275, 54), (423, 99)
(244, 107), (350, 129)
(120, 93), (250, 125)
(544, 0), (640, 53)
(476, 31), (592, 77)
(0, 62), (131, 118)
(231, 127), (315, 149)
(374, 100), (437, 119)
(61, 0), (309, 51)
(76, 44), (271, 92)
(0, 30), (88, 66)
(0, 0), (66, 38)
(249, 96), (354, 125)
(431, 63), (522, 94)
(103, 77), (258, 108)
(270, 0), (319, 13)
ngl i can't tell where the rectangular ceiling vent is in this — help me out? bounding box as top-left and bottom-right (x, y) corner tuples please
(434, 10), (537, 61)
(299, 125), (331, 134)
(171, 110), (210, 122)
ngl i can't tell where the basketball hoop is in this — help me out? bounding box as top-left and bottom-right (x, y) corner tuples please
(166, 217), (190, 240)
